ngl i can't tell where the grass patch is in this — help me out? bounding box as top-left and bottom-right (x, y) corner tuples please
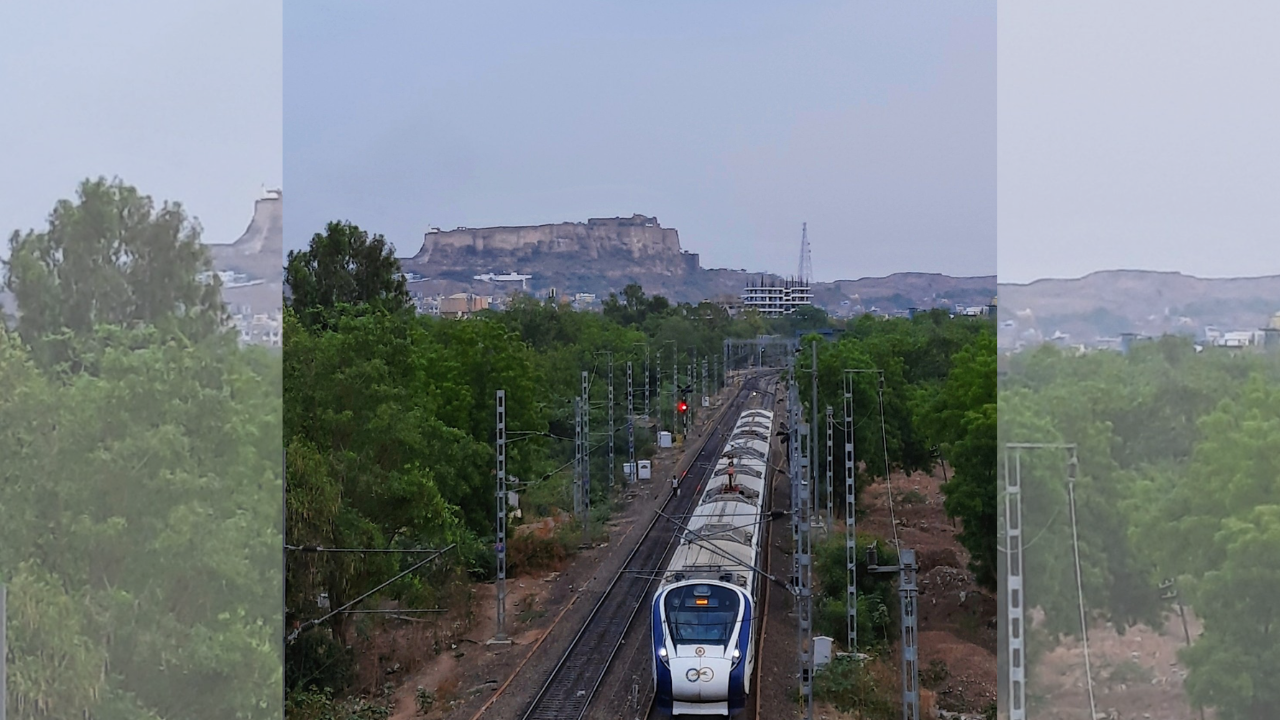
(1105, 659), (1154, 686)
(812, 654), (898, 718)
(899, 489), (928, 505)
(921, 659), (949, 689)
(518, 607), (548, 624)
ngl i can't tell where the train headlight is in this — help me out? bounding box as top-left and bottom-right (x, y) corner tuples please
(731, 648), (742, 668)
(658, 646), (670, 667)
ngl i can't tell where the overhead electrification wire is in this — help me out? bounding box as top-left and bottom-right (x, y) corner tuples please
(286, 544), (455, 644)
(1068, 478), (1098, 719)
(877, 381), (899, 548)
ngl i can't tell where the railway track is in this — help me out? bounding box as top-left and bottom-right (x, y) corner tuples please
(520, 375), (772, 720)
(629, 376), (780, 720)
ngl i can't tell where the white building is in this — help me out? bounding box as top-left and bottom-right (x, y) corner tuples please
(741, 278), (812, 317)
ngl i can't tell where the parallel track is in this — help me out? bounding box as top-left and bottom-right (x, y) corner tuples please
(520, 376), (769, 720)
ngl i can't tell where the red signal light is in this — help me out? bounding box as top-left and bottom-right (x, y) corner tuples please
(677, 401), (688, 413)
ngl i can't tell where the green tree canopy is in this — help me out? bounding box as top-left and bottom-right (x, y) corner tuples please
(3, 177), (227, 371)
(284, 220), (410, 329)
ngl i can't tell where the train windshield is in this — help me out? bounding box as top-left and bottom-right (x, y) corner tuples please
(663, 584), (741, 645)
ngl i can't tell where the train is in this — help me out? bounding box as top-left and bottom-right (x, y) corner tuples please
(652, 405), (774, 717)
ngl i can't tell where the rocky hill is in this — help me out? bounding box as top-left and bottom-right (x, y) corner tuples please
(205, 190), (283, 316)
(998, 270), (1280, 346)
(405, 214), (698, 289)
(402, 214), (994, 312)
(208, 191), (282, 279)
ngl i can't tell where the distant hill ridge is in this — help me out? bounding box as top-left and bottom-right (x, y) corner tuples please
(402, 214), (993, 311)
(998, 269), (1280, 342)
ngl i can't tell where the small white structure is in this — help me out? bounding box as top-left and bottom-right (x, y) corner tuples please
(813, 636), (834, 669)
(658, 431), (673, 448)
(623, 460), (652, 481)
(702, 396), (710, 408)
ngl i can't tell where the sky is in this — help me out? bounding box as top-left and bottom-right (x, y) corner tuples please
(0, 0), (282, 259)
(998, 0), (1280, 284)
(284, 1), (995, 282)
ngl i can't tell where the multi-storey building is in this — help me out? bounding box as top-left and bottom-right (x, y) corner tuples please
(740, 277), (813, 317)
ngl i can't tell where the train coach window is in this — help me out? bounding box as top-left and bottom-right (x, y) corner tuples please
(664, 584), (741, 645)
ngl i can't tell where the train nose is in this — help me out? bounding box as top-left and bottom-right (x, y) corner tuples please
(670, 656), (731, 703)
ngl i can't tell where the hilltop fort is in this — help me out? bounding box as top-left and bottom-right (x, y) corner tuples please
(405, 214), (701, 290)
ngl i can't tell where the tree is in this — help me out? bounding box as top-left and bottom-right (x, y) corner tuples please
(922, 333), (997, 587)
(3, 177), (228, 371)
(0, 327), (282, 720)
(284, 221), (410, 329)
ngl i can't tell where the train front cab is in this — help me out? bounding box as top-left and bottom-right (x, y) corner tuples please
(652, 581), (753, 717)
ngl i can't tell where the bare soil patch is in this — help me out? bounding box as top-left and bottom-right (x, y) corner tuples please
(1029, 612), (1210, 720)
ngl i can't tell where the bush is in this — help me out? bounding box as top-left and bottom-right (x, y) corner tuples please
(813, 532), (900, 652)
(507, 526), (576, 575)
(284, 687), (393, 720)
(813, 654), (897, 718)
(286, 628), (355, 696)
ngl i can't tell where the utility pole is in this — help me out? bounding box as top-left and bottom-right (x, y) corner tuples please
(845, 370), (857, 652)
(656, 348), (662, 435)
(1004, 443), (1087, 720)
(644, 346), (650, 423)
(826, 406), (834, 531)
(492, 390), (511, 644)
(627, 362), (635, 485)
(790, 354), (814, 720)
(582, 371), (591, 546)
(671, 345), (677, 440)
(867, 544), (920, 720)
(574, 397), (584, 520)
(1160, 579), (1205, 720)
(810, 340), (818, 527)
(687, 361), (694, 433)
(608, 353), (614, 492)
(1, 582), (7, 720)
(701, 357), (707, 406)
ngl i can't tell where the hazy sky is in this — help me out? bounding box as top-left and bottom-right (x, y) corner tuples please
(999, 0), (1280, 284)
(0, 0), (282, 259)
(285, 1), (995, 282)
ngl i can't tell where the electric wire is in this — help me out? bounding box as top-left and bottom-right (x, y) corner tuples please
(877, 383), (900, 548)
(1068, 478), (1098, 719)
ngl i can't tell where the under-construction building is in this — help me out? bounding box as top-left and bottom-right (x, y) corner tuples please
(741, 222), (815, 316)
(741, 277), (814, 316)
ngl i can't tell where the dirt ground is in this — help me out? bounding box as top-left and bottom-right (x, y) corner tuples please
(864, 468), (999, 716)
(337, 380), (743, 720)
(774, 465), (998, 720)
(1029, 610), (1210, 720)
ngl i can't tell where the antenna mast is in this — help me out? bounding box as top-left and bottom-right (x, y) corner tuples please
(798, 222), (813, 284)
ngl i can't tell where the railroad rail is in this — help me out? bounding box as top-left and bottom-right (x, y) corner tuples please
(640, 375), (781, 720)
(520, 375), (772, 720)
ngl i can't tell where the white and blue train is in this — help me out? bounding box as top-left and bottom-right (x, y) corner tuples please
(653, 406), (774, 717)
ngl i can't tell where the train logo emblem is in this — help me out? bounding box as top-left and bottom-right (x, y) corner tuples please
(686, 667), (714, 683)
(695, 646), (705, 657)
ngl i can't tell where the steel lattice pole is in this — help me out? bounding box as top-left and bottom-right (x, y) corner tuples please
(495, 390), (508, 642)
